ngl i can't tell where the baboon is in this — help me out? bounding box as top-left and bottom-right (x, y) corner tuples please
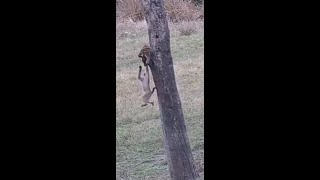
(138, 65), (156, 107)
(138, 44), (151, 66)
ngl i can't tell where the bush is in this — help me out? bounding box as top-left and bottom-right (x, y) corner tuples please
(116, 0), (203, 22)
(164, 0), (202, 22)
(176, 21), (198, 36)
(117, 0), (144, 22)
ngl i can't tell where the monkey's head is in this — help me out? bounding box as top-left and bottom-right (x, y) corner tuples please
(138, 44), (150, 58)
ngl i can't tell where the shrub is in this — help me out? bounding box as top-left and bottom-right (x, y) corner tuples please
(117, 0), (144, 22)
(116, 0), (203, 22)
(176, 21), (198, 36)
(164, 0), (202, 22)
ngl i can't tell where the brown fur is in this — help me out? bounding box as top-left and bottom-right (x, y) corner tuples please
(138, 45), (151, 66)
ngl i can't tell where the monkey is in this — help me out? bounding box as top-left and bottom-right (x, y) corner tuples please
(138, 44), (151, 66)
(138, 65), (156, 107)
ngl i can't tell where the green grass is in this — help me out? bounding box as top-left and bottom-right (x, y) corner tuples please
(116, 20), (204, 180)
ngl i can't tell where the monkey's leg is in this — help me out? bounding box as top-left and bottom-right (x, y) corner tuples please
(142, 92), (152, 106)
(151, 87), (157, 93)
(147, 101), (154, 106)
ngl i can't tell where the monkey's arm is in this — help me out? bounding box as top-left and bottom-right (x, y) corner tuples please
(145, 46), (151, 65)
(145, 65), (150, 84)
(145, 55), (150, 66)
(138, 66), (143, 81)
(142, 57), (147, 66)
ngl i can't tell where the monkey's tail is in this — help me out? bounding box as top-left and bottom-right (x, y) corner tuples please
(151, 87), (157, 93)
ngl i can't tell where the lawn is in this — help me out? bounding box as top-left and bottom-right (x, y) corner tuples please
(116, 20), (204, 180)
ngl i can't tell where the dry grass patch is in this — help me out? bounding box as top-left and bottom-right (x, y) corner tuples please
(117, 0), (203, 22)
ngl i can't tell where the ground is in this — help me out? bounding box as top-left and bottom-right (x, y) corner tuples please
(116, 20), (204, 180)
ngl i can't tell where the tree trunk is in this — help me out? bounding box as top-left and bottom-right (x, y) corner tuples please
(140, 0), (200, 179)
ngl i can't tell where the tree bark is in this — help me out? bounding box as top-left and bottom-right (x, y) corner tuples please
(140, 0), (200, 179)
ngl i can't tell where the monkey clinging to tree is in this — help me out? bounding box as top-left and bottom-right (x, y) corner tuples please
(138, 44), (151, 66)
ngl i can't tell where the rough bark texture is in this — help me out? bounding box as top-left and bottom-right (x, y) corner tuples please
(140, 0), (200, 179)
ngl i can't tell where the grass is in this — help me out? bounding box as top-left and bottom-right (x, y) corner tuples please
(116, 20), (204, 180)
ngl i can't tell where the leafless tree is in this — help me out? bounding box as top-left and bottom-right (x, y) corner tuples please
(140, 0), (200, 179)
